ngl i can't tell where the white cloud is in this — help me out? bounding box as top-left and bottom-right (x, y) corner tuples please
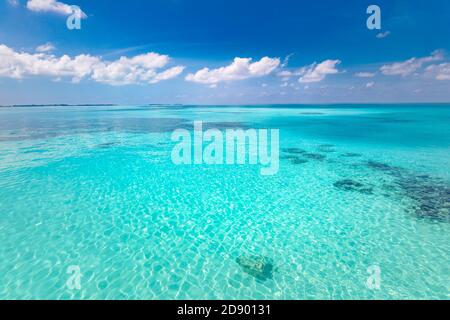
(355, 72), (375, 78)
(149, 66), (185, 84)
(0, 44), (184, 85)
(298, 60), (341, 83)
(277, 70), (293, 81)
(36, 42), (55, 53)
(26, 0), (87, 18)
(185, 57), (280, 85)
(366, 81), (375, 88)
(0, 44), (98, 81)
(281, 53), (295, 68)
(376, 31), (391, 39)
(90, 53), (171, 85)
(425, 63), (450, 80)
(380, 51), (444, 76)
(278, 59), (341, 83)
(7, 0), (19, 6)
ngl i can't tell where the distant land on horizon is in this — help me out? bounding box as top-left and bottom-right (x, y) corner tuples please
(0, 104), (118, 108)
(2, 103), (450, 108)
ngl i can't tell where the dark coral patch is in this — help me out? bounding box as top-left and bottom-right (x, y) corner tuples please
(366, 159), (450, 222)
(282, 148), (306, 154)
(96, 142), (120, 149)
(366, 161), (403, 177)
(281, 155), (298, 160)
(281, 154), (309, 165)
(367, 160), (393, 171)
(290, 158), (309, 165)
(236, 255), (274, 282)
(317, 145), (336, 153)
(303, 153), (326, 161)
(299, 112), (324, 115)
(334, 179), (373, 194)
(202, 122), (251, 130)
(397, 178), (450, 222)
(341, 152), (362, 158)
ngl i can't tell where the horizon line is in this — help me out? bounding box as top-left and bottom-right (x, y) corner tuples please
(2, 102), (450, 108)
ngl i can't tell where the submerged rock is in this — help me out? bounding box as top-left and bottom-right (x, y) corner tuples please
(318, 144), (334, 148)
(317, 144), (336, 153)
(334, 179), (373, 194)
(366, 160), (403, 177)
(341, 152), (362, 158)
(96, 142), (119, 149)
(282, 148), (306, 154)
(236, 255), (274, 282)
(366, 161), (436, 200)
(281, 155), (298, 160)
(303, 153), (326, 161)
(290, 158), (309, 165)
(398, 178), (450, 222)
(367, 160), (392, 171)
(281, 154), (308, 164)
(365, 159), (449, 222)
(202, 121), (251, 130)
(299, 112), (324, 115)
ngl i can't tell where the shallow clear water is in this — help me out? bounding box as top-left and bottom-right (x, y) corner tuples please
(0, 104), (449, 300)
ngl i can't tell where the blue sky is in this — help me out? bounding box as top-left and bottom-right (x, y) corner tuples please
(1, 0), (450, 105)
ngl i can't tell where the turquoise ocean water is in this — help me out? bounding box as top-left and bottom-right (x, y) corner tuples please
(0, 104), (449, 299)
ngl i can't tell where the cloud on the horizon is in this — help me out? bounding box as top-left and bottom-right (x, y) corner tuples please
(355, 72), (376, 78)
(376, 31), (391, 39)
(149, 66), (185, 84)
(0, 44), (184, 85)
(279, 59), (341, 83)
(26, 0), (87, 18)
(36, 42), (55, 53)
(425, 63), (450, 80)
(281, 53), (295, 68)
(185, 57), (280, 85)
(380, 51), (444, 77)
(7, 0), (19, 7)
(299, 60), (341, 83)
